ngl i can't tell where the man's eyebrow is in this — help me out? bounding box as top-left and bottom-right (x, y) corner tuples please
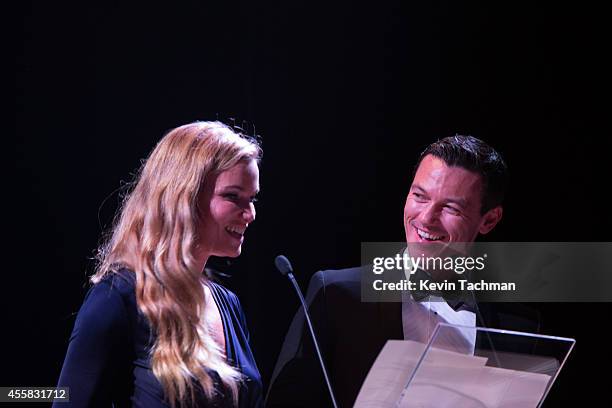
(445, 197), (467, 208)
(411, 184), (467, 207)
(411, 184), (427, 193)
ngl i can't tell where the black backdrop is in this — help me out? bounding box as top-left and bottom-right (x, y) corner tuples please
(10, 1), (611, 406)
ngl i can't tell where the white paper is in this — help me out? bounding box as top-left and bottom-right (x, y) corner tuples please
(354, 340), (487, 407)
(354, 340), (551, 408)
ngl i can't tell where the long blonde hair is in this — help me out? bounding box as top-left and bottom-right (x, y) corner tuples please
(92, 121), (261, 406)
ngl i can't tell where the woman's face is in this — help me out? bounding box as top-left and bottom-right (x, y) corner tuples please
(197, 159), (260, 259)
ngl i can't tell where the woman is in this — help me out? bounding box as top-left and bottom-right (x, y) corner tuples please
(55, 122), (263, 407)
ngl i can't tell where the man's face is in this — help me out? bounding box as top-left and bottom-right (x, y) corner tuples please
(403, 155), (502, 250)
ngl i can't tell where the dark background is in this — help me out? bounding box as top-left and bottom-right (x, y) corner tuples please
(9, 0), (610, 405)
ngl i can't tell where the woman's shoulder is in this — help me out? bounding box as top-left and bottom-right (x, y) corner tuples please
(72, 269), (137, 337)
(92, 268), (137, 300)
(79, 269), (138, 322)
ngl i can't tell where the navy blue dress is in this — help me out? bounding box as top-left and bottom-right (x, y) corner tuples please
(55, 270), (263, 407)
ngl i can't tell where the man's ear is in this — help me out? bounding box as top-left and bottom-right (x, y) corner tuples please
(479, 206), (503, 235)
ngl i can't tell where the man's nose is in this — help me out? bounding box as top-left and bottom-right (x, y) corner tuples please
(418, 203), (439, 225)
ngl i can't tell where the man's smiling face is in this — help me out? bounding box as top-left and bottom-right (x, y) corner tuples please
(404, 154), (502, 249)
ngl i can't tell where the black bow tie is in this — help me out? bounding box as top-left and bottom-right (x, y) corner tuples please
(409, 269), (475, 312)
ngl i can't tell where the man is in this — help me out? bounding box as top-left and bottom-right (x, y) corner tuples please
(266, 135), (540, 408)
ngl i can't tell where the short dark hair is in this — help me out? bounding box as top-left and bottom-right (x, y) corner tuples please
(416, 135), (508, 214)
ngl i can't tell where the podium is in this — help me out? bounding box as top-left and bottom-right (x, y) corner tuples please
(355, 323), (575, 408)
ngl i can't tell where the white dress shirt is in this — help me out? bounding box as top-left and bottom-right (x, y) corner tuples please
(401, 249), (476, 354)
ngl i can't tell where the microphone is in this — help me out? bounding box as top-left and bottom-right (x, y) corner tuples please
(274, 255), (293, 277)
(274, 255), (339, 408)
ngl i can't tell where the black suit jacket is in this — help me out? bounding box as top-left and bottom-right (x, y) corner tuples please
(266, 267), (541, 408)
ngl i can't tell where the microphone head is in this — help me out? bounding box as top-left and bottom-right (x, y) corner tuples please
(275, 255), (293, 276)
